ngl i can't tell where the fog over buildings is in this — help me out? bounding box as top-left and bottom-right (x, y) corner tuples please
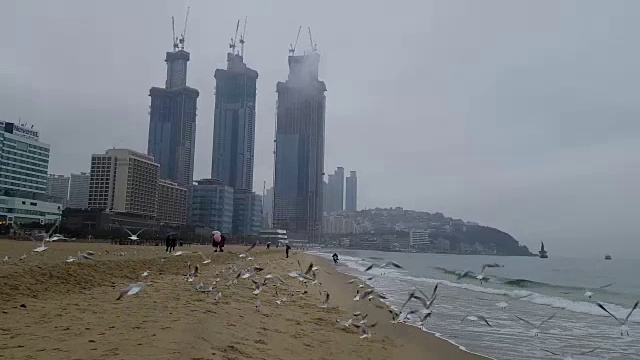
(2, 0), (640, 258)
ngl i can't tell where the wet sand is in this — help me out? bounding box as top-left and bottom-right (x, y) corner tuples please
(0, 240), (486, 359)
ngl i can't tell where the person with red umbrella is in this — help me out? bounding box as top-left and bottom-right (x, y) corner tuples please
(212, 231), (226, 252)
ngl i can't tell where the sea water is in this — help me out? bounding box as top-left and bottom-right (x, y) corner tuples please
(308, 249), (640, 360)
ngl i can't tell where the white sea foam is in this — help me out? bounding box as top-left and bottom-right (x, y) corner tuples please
(309, 250), (640, 323)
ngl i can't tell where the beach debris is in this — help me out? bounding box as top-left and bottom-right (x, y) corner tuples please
(20, 254), (27, 261)
(141, 271), (150, 278)
(515, 313), (556, 336)
(542, 347), (599, 359)
(65, 255), (78, 263)
(596, 300), (639, 336)
(214, 292), (222, 301)
(117, 282), (151, 300)
(364, 261), (403, 272)
(255, 299), (261, 311)
(461, 315), (492, 327)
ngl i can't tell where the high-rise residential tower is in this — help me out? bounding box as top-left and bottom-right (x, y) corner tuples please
(211, 52), (258, 190)
(147, 35), (199, 187)
(273, 48), (327, 241)
(68, 172), (90, 209)
(47, 174), (70, 208)
(0, 121), (62, 225)
(345, 170), (357, 213)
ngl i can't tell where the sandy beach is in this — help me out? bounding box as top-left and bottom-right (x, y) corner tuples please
(0, 240), (486, 360)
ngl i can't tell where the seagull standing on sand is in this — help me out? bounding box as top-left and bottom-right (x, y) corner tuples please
(515, 313), (556, 336)
(596, 300), (639, 336)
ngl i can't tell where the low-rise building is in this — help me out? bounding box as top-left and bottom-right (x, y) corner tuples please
(157, 179), (187, 226)
(232, 190), (262, 235)
(188, 178), (234, 234)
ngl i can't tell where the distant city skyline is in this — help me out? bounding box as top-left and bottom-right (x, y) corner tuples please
(5, 1), (640, 257)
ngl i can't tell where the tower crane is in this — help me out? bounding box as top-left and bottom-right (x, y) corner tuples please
(288, 26), (302, 55)
(239, 17), (247, 57)
(229, 20), (240, 54)
(308, 26), (317, 53)
(178, 5), (190, 50)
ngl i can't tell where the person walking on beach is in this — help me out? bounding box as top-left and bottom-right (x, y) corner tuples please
(165, 234), (172, 253)
(212, 231), (226, 252)
(266, 242), (271, 250)
(285, 244), (291, 258)
(332, 252), (339, 264)
(170, 235), (177, 253)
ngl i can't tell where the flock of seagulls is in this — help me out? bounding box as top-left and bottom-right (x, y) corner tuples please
(351, 259), (639, 359)
(3, 235), (638, 359)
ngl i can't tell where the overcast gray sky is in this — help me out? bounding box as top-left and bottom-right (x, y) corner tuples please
(2, 0), (639, 258)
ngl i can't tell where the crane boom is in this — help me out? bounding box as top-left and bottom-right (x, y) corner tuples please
(239, 16), (247, 57)
(308, 26), (317, 53)
(289, 26), (302, 55)
(179, 5), (191, 49)
(171, 17), (177, 50)
(229, 19), (240, 53)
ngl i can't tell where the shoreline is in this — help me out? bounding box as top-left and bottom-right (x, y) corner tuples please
(0, 240), (486, 359)
(303, 251), (490, 360)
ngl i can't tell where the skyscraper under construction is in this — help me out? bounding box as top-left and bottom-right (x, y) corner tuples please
(147, 13), (199, 187)
(273, 36), (327, 242)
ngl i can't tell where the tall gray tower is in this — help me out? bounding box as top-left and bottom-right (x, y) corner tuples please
(147, 15), (199, 187)
(345, 170), (357, 213)
(211, 52), (258, 190)
(273, 44), (327, 242)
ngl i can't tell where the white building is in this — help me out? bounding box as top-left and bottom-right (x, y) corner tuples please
(88, 149), (159, 217)
(409, 229), (430, 247)
(47, 174), (69, 208)
(0, 121), (62, 225)
(68, 172), (90, 209)
(157, 179), (187, 225)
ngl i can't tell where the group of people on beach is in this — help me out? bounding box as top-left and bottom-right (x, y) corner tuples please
(167, 230), (340, 263)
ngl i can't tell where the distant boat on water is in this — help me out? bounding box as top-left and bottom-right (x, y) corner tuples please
(604, 254), (612, 260)
(539, 242), (548, 258)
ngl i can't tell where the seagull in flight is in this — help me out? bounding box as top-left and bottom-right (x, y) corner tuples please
(319, 291), (330, 308)
(32, 238), (48, 253)
(542, 347), (599, 359)
(116, 282), (151, 300)
(364, 261), (403, 272)
(583, 282), (615, 299)
(461, 315), (492, 327)
(120, 226), (146, 241)
(596, 300), (639, 336)
(515, 313), (556, 336)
